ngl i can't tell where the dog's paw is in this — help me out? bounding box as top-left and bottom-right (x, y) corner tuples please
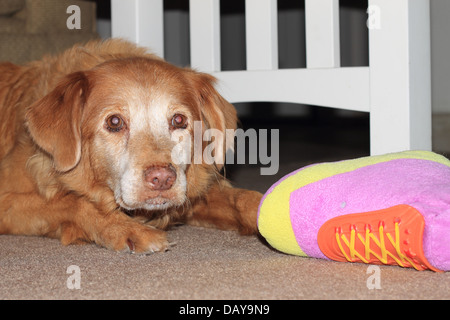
(124, 225), (169, 254)
(99, 222), (169, 254)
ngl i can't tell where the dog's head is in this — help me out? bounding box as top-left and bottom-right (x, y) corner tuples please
(26, 57), (237, 211)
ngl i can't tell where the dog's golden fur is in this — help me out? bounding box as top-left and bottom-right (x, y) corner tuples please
(0, 39), (262, 253)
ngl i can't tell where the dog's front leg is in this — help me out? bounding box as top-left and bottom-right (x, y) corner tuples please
(185, 180), (263, 235)
(0, 192), (169, 253)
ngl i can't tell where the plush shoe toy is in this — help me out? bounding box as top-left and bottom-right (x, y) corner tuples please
(257, 150), (450, 272)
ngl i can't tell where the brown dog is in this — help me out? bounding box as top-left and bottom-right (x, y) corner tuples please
(0, 39), (262, 253)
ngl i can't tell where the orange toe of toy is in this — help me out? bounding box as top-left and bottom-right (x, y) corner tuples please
(317, 204), (441, 272)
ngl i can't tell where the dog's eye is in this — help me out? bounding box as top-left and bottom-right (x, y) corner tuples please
(106, 114), (125, 132)
(171, 114), (188, 129)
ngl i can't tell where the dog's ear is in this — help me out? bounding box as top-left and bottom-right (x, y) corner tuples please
(187, 71), (237, 170)
(26, 72), (90, 172)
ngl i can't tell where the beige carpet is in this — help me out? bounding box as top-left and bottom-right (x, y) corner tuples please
(1, 225), (449, 300)
(1, 116), (449, 300)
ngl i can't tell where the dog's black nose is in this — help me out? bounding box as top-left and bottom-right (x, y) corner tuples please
(144, 165), (177, 190)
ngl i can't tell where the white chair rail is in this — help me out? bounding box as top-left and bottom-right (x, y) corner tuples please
(111, 0), (431, 155)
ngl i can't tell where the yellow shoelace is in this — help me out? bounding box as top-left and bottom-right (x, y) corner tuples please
(335, 222), (421, 270)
